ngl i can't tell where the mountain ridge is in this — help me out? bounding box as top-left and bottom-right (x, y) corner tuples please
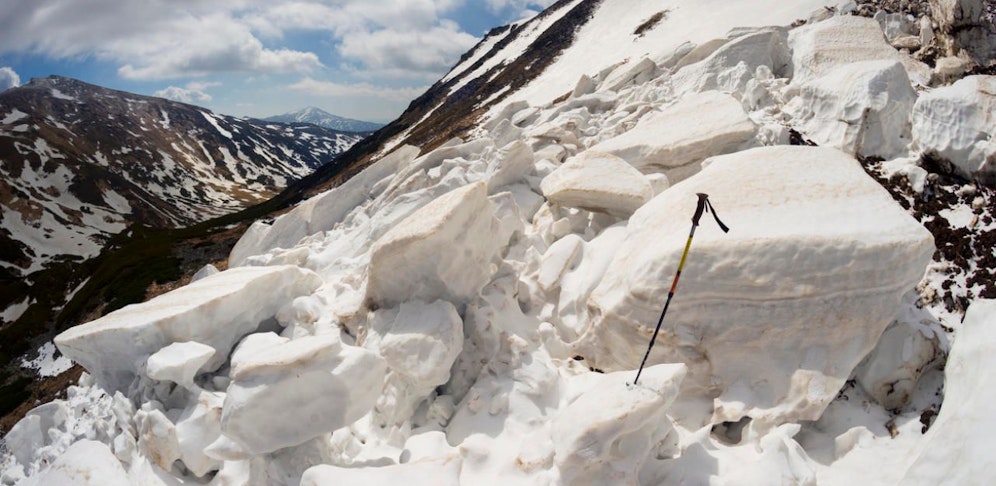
(264, 106), (384, 133)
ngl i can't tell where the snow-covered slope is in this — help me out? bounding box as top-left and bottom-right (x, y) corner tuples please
(3, 1), (996, 485)
(264, 107), (384, 133)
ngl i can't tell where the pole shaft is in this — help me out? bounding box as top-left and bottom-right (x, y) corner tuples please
(633, 225), (697, 384)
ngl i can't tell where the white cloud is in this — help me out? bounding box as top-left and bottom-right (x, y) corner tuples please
(289, 77), (425, 101)
(338, 21), (478, 80)
(0, 67), (20, 91)
(485, 0), (558, 19)
(154, 81), (220, 103)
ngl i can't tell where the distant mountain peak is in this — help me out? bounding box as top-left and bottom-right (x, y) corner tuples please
(264, 107), (383, 133)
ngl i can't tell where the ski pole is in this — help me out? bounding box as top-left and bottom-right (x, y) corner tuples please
(633, 193), (729, 385)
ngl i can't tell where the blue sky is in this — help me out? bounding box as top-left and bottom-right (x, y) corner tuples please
(0, 0), (556, 123)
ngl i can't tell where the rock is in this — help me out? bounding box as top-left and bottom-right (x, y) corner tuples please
(789, 15), (932, 86)
(932, 55), (971, 83)
(912, 75), (996, 184)
(22, 440), (130, 486)
(300, 456), (462, 486)
(217, 335), (386, 455)
(552, 364), (686, 486)
(366, 182), (504, 307)
(580, 146), (934, 426)
(540, 151), (653, 218)
(589, 91), (756, 183)
(853, 294), (944, 410)
(145, 341), (216, 391)
(54, 265), (324, 392)
(785, 60), (917, 159)
(899, 300), (996, 484)
(891, 34), (921, 51)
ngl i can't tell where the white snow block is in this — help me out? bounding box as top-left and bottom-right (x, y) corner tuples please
(229, 145), (419, 266)
(366, 182), (503, 307)
(300, 456), (462, 486)
(672, 28), (791, 94)
(174, 390), (224, 477)
(581, 146), (934, 426)
(54, 266), (323, 392)
(21, 440), (130, 486)
(900, 300), (996, 484)
(853, 316), (943, 410)
(145, 341), (216, 391)
(553, 364), (686, 486)
(540, 151), (653, 218)
(218, 335), (387, 455)
(589, 91), (756, 183)
(785, 60), (916, 159)
(3, 401), (69, 467)
(485, 140), (534, 193)
(788, 15), (932, 86)
(912, 75), (996, 185)
(365, 300), (463, 388)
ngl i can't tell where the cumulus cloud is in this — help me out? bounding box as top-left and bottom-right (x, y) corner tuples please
(0, 1), (479, 82)
(0, 67), (20, 91)
(484, 0), (558, 19)
(289, 77), (425, 101)
(154, 81), (221, 104)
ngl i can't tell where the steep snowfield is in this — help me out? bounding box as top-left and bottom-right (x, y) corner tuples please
(4, 0), (996, 484)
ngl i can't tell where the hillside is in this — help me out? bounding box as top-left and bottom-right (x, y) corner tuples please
(2, 0), (996, 484)
(264, 107), (384, 133)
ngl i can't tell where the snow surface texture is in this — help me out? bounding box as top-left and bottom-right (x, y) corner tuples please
(4, 0), (994, 484)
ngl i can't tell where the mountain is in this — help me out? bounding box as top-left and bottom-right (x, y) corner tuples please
(0, 76), (364, 278)
(264, 106), (384, 133)
(3, 0), (996, 484)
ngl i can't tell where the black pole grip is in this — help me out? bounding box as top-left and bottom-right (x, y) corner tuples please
(692, 193), (709, 226)
(693, 193), (730, 233)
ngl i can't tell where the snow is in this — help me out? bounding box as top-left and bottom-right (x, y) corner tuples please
(1, 109), (27, 124)
(5, 2), (996, 485)
(20, 342), (74, 378)
(1, 298), (31, 324)
(540, 150), (652, 217)
(911, 75), (996, 184)
(589, 91), (756, 183)
(785, 60), (917, 159)
(54, 265), (324, 391)
(200, 111), (233, 139)
(49, 89), (75, 101)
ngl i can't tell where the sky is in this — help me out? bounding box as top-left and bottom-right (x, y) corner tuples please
(0, 0), (557, 123)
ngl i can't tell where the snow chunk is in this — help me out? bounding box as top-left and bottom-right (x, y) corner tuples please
(540, 151), (653, 217)
(788, 15), (931, 86)
(899, 300), (996, 483)
(54, 265), (323, 392)
(785, 60), (916, 159)
(553, 364), (686, 485)
(145, 341), (216, 391)
(672, 28), (791, 95)
(366, 182), (503, 307)
(300, 455), (462, 486)
(588, 91), (756, 183)
(365, 300), (463, 388)
(218, 335), (387, 455)
(581, 146), (934, 426)
(19, 440), (130, 486)
(911, 75), (996, 185)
